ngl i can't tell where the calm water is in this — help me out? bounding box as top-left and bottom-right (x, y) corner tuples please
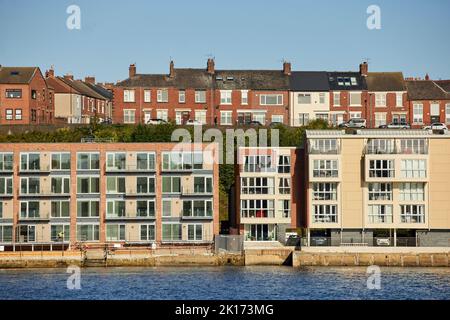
(0, 266), (449, 300)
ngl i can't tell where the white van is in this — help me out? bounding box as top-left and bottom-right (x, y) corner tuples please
(339, 118), (367, 129)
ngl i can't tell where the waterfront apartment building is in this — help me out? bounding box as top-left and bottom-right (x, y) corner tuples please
(0, 66), (55, 125)
(0, 143), (219, 250)
(305, 129), (450, 247)
(233, 147), (301, 242)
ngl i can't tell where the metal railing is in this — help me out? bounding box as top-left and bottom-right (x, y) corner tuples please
(302, 236), (422, 247)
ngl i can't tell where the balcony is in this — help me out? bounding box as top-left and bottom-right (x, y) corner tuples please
(125, 189), (156, 197)
(312, 214), (338, 223)
(240, 210), (275, 219)
(20, 164), (51, 173)
(105, 213), (156, 221)
(182, 211), (214, 219)
(19, 188), (71, 198)
(105, 164), (156, 173)
(19, 212), (50, 222)
(181, 187), (213, 197)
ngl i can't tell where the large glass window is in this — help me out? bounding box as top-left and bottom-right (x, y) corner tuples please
(77, 153), (100, 170)
(0, 153), (13, 171)
(413, 104), (423, 124)
(400, 205), (425, 223)
(241, 200), (275, 218)
(51, 201), (70, 218)
(313, 183), (338, 201)
(278, 178), (291, 195)
(20, 202), (40, 219)
(400, 183), (425, 201)
(368, 204), (393, 223)
(20, 153), (40, 171)
(162, 223), (182, 241)
(162, 199), (172, 217)
(193, 176), (213, 193)
(51, 225), (70, 242)
(401, 160), (426, 178)
(220, 90), (232, 104)
(244, 155), (272, 173)
(368, 183), (392, 201)
(366, 139), (395, 154)
(137, 177), (155, 194)
(162, 176), (181, 193)
(137, 200), (155, 217)
(77, 177), (100, 194)
(278, 155), (290, 173)
(51, 153), (71, 170)
(349, 92), (361, 106)
(0, 177), (13, 195)
(260, 94), (283, 105)
(157, 89), (169, 102)
(313, 160), (338, 178)
(77, 224), (99, 241)
(187, 224), (203, 241)
(183, 200), (213, 217)
(136, 153), (156, 170)
(278, 200), (291, 218)
(297, 94), (311, 104)
(106, 153), (126, 170)
(369, 160), (394, 178)
(399, 139), (427, 154)
(312, 205), (338, 223)
(309, 139), (338, 154)
(195, 90), (206, 103)
(162, 152), (204, 170)
(0, 225), (13, 242)
(106, 224), (126, 241)
(106, 200), (126, 218)
(51, 177), (70, 194)
(77, 201), (100, 218)
(20, 177), (40, 194)
(106, 177), (126, 194)
(140, 224), (155, 241)
(241, 177), (274, 195)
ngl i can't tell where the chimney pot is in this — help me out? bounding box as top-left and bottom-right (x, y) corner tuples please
(283, 61), (291, 75)
(129, 64), (136, 78)
(169, 60), (175, 78)
(207, 58), (215, 74)
(360, 62), (368, 76)
(425, 73), (430, 81)
(85, 76), (96, 84)
(45, 68), (55, 78)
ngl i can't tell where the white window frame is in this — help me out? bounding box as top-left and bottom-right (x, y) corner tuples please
(413, 103), (424, 124)
(260, 94), (283, 106)
(375, 93), (387, 107)
(396, 93), (403, 107)
(333, 92), (340, 106)
(241, 90), (248, 105)
(123, 109), (136, 124)
(157, 89), (169, 103)
(220, 111), (232, 125)
(195, 90), (206, 103)
(144, 90), (151, 103)
(179, 90), (186, 103)
(349, 92), (362, 106)
(76, 152), (100, 170)
(123, 90), (135, 103)
(220, 90), (232, 105)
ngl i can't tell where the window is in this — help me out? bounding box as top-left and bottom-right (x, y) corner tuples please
(396, 93), (403, 106)
(162, 152), (203, 171)
(106, 224), (125, 241)
(6, 89), (22, 98)
(193, 176), (213, 193)
(375, 113), (387, 127)
(0, 177), (13, 195)
(401, 160), (426, 178)
(183, 200), (213, 217)
(51, 153), (71, 170)
(349, 92), (361, 106)
(77, 201), (100, 218)
(136, 153), (156, 170)
(313, 183), (337, 201)
(156, 109), (168, 121)
(241, 90), (248, 105)
(77, 224), (99, 241)
(220, 111), (232, 125)
(77, 177), (100, 194)
(179, 90), (185, 103)
(20, 177), (40, 194)
(123, 110), (135, 124)
(51, 201), (70, 218)
(350, 112), (362, 119)
(241, 200), (275, 218)
(298, 113), (309, 126)
(195, 110), (207, 124)
(278, 200), (291, 218)
(260, 94), (283, 105)
(106, 152), (126, 170)
(413, 103), (423, 124)
(51, 177), (70, 194)
(123, 90), (135, 102)
(51, 225), (70, 242)
(144, 90), (151, 103)
(106, 177), (126, 194)
(369, 160), (394, 178)
(399, 139), (427, 154)
(366, 139), (395, 154)
(278, 178), (291, 194)
(187, 224), (203, 241)
(162, 176), (181, 193)
(297, 94), (311, 104)
(400, 183), (425, 201)
(0, 225), (13, 242)
(271, 115), (284, 124)
(309, 139), (338, 154)
(0, 153), (13, 171)
(446, 104), (450, 124)
(77, 153), (99, 170)
(220, 90), (232, 104)
(241, 177), (274, 195)
(368, 205), (393, 223)
(400, 205), (425, 223)
(106, 200), (126, 218)
(375, 93), (387, 107)
(15, 109), (22, 120)
(20, 153), (40, 171)
(20, 201), (40, 219)
(319, 93), (325, 104)
(140, 224), (155, 241)
(278, 155), (290, 173)
(333, 92), (340, 106)
(313, 160), (338, 178)
(243, 155), (272, 173)
(137, 200), (155, 217)
(157, 89), (169, 102)
(195, 90), (206, 103)
(162, 223), (182, 241)
(253, 112), (265, 124)
(368, 183), (392, 201)
(312, 205), (337, 223)
(162, 199), (172, 217)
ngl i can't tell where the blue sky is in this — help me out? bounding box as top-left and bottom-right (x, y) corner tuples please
(1, 0), (449, 82)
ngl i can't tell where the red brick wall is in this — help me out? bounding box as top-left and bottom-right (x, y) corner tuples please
(329, 90), (369, 123)
(366, 92), (409, 127)
(408, 99), (450, 128)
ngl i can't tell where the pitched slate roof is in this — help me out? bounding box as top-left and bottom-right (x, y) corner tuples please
(59, 77), (106, 100)
(214, 70), (289, 90)
(289, 71), (330, 91)
(45, 76), (80, 94)
(0, 67), (39, 84)
(434, 80), (450, 93)
(117, 68), (212, 89)
(367, 72), (405, 91)
(84, 82), (113, 100)
(327, 72), (367, 91)
(405, 80), (450, 100)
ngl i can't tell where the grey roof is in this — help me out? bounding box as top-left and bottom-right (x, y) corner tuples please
(289, 71), (330, 91)
(367, 72), (405, 91)
(405, 80), (450, 100)
(59, 77), (107, 100)
(327, 72), (367, 91)
(434, 80), (450, 93)
(214, 70), (289, 90)
(0, 67), (39, 84)
(84, 82), (113, 100)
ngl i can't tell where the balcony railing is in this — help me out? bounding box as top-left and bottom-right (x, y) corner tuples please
(312, 215), (338, 223)
(240, 210), (275, 219)
(20, 165), (51, 173)
(126, 189), (156, 196)
(105, 213), (156, 220)
(19, 213), (50, 221)
(105, 165), (156, 172)
(308, 147), (340, 155)
(400, 215), (425, 224)
(182, 211), (214, 219)
(181, 187), (213, 196)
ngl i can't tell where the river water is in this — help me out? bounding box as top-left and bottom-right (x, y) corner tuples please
(0, 266), (448, 300)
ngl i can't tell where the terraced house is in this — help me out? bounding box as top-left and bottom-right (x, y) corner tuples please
(0, 142), (219, 250)
(305, 129), (450, 247)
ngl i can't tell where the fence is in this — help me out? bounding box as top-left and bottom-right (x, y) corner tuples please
(303, 236), (428, 247)
(215, 235), (244, 253)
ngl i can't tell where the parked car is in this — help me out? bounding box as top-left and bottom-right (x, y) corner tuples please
(269, 121), (284, 128)
(245, 120), (263, 127)
(376, 238), (391, 246)
(311, 237), (328, 246)
(185, 119), (202, 126)
(422, 122), (448, 131)
(338, 118), (366, 129)
(147, 118), (168, 125)
(379, 122), (411, 129)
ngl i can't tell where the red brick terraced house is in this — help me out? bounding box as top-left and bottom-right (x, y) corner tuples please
(405, 79), (450, 128)
(0, 66), (54, 125)
(366, 71), (408, 128)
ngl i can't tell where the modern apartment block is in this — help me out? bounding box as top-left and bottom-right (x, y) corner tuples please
(233, 147), (301, 242)
(0, 143), (219, 250)
(305, 129), (450, 247)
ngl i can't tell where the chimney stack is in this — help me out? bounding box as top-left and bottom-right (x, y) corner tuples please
(45, 67), (55, 78)
(129, 64), (136, 78)
(425, 73), (430, 81)
(207, 58), (215, 74)
(64, 73), (74, 80)
(85, 76), (96, 84)
(169, 60), (175, 78)
(360, 62), (368, 76)
(283, 61), (291, 75)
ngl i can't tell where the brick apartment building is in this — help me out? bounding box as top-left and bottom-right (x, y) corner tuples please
(0, 142), (219, 249)
(0, 66), (54, 125)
